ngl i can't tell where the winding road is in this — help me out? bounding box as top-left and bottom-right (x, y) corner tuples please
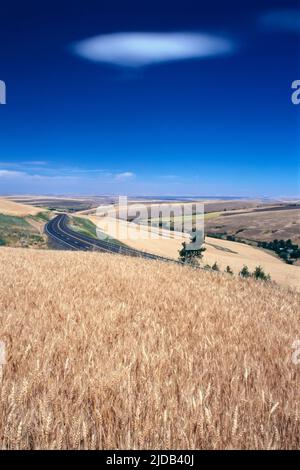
(45, 213), (172, 262)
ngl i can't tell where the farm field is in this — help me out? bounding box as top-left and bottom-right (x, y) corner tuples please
(202, 236), (300, 290)
(0, 247), (299, 450)
(80, 198), (300, 246)
(86, 215), (190, 258)
(0, 198), (41, 216)
(1, 197), (299, 287)
(138, 211), (221, 226)
(5, 195), (115, 213)
(205, 208), (300, 245)
(77, 198), (273, 217)
(85, 215), (300, 291)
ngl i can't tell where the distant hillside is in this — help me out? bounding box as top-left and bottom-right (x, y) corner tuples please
(86, 215), (300, 291)
(0, 247), (299, 449)
(0, 198), (41, 216)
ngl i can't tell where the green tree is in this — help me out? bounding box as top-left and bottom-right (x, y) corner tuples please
(211, 261), (220, 271)
(225, 265), (233, 275)
(252, 265), (271, 281)
(179, 231), (206, 267)
(239, 265), (251, 278)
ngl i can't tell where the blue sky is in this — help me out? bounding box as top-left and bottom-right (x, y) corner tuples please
(0, 0), (299, 197)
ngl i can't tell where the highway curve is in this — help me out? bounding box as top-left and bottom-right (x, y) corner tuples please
(45, 213), (173, 262)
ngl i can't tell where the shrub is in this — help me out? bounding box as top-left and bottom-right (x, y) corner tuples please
(252, 265), (271, 281)
(179, 232), (206, 266)
(239, 265), (251, 278)
(211, 262), (220, 272)
(225, 265), (234, 275)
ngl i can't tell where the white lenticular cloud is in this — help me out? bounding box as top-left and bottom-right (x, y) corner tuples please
(72, 32), (235, 67)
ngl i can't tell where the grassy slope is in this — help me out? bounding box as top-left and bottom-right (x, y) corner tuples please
(0, 196), (50, 248)
(0, 213), (50, 248)
(0, 247), (299, 449)
(70, 216), (127, 246)
(69, 216), (98, 239)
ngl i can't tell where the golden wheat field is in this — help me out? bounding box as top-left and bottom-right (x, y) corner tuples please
(0, 198), (41, 216)
(0, 247), (300, 450)
(86, 215), (300, 290)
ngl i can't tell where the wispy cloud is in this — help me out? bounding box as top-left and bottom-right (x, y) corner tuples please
(0, 162), (109, 177)
(115, 171), (135, 181)
(260, 9), (300, 33)
(0, 161), (48, 171)
(0, 170), (25, 177)
(0, 166), (137, 194)
(72, 32), (236, 68)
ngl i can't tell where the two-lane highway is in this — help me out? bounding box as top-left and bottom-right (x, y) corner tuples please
(45, 214), (174, 262)
(45, 214), (98, 251)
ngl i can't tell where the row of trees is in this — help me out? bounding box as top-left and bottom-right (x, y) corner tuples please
(207, 234), (300, 265)
(204, 262), (270, 281)
(258, 239), (300, 263)
(239, 265), (271, 281)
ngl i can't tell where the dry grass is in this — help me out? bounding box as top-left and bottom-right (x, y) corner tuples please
(203, 237), (300, 291)
(0, 198), (41, 216)
(0, 247), (300, 450)
(86, 216), (300, 291)
(205, 208), (300, 245)
(86, 215), (189, 259)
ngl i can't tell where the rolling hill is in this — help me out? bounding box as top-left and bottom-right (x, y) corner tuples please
(0, 197), (41, 216)
(0, 247), (299, 449)
(85, 215), (300, 291)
